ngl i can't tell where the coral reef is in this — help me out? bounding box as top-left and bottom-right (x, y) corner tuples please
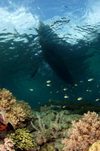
(1, 89), (100, 151)
(31, 107), (81, 150)
(8, 128), (36, 151)
(0, 88), (32, 129)
(62, 111), (100, 151)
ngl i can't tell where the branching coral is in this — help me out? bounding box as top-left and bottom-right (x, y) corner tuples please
(0, 88), (16, 112)
(8, 128), (36, 151)
(16, 100), (32, 118)
(31, 114), (51, 145)
(5, 105), (26, 128)
(31, 109), (81, 150)
(0, 89), (32, 129)
(62, 111), (100, 151)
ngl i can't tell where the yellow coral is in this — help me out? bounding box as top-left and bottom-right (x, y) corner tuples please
(8, 128), (36, 151)
(5, 102), (32, 129)
(89, 140), (100, 151)
(0, 88), (16, 112)
(5, 107), (26, 129)
(16, 101), (32, 118)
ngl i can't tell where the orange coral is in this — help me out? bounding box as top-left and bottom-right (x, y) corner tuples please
(62, 111), (100, 151)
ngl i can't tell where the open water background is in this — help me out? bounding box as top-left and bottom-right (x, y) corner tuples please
(0, 0), (100, 108)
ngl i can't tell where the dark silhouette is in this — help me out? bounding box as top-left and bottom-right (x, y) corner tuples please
(36, 22), (74, 85)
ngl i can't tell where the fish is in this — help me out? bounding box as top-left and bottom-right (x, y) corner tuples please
(88, 78), (94, 82)
(64, 95), (69, 98)
(74, 84), (78, 86)
(29, 88), (34, 91)
(96, 98), (100, 101)
(36, 22), (74, 85)
(46, 80), (51, 83)
(63, 88), (68, 91)
(77, 97), (83, 101)
(46, 84), (51, 87)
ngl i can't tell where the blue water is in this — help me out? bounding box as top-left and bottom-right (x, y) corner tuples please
(0, 0), (100, 108)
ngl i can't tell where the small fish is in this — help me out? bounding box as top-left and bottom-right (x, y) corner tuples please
(88, 78), (94, 82)
(86, 89), (92, 92)
(56, 90), (59, 93)
(80, 81), (83, 83)
(96, 98), (100, 101)
(64, 95), (69, 99)
(29, 88), (34, 91)
(46, 80), (51, 83)
(74, 84), (78, 86)
(77, 97), (83, 101)
(62, 106), (66, 109)
(63, 88), (68, 91)
(46, 84), (51, 87)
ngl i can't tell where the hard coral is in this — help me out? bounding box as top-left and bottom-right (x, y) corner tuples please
(5, 105), (26, 128)
(0, 89), (32, 129)
(8, 128), (36, 151)
(16, 100), (32, 119)
(0, 88), (16, 112)
(89, 140), (100, 151)
(62, 111), (100, 151)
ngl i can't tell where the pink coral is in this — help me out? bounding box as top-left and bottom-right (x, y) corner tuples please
(0, 138), (15, 151)
(62, 111), (100, 151)
(4, 138), (15, 151)
(0, 144), (7, 151)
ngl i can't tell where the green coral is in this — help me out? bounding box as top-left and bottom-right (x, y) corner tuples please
(8, 128), (36, 151)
